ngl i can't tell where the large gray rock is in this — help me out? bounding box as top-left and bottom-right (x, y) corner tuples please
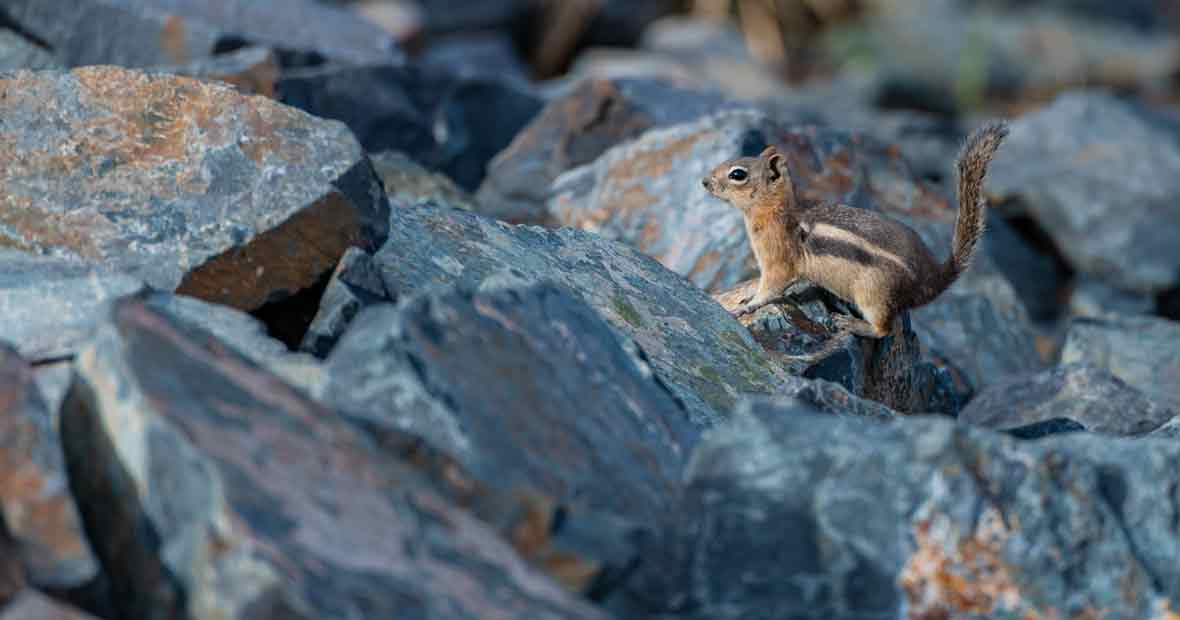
(372, 205), (794, 426)
(1061, 315), (1180, 410)
(61, 292), (608, 620)
(960, 363), (1178, 436)
(622, 397), (1180, 619)
(987, 92), (1180, 293)
(0, 0), (401, 67)
(0, 345), (99, 594)
(325, 282), (696, 524)
(0, 252), (143, 362)
(0, 66), (389, 312)
(0, 29), (61, 71)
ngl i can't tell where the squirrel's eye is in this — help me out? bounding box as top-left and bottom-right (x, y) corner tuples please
(728, 168), (748, 181)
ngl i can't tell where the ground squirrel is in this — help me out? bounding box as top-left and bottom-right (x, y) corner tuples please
(702, 122), (1009, 363)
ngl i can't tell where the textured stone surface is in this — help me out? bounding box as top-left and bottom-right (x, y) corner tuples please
(0, 345), (98, 593)
(61, 293), (607, 620)
(0, 0), (401, 68)
(961, 363), (1178, 436)
(0, 66), (389, 312)
(0, 29), (61, 71)
(152, 46), (281, 97)
(369, 150), (476, 211)
(622, 397), (1180, 619)
(1061, 315), (1180, 410)
(372, 205), (792, 426)
(478, 77), (736, 223)
(278, 64), (542, 192)
(0, 252), (144, 362)
(0, 590), (99, 620)
(301, 247), (387, 358)
(987, 92), (1180, 293)
(326, 283), (697, 524)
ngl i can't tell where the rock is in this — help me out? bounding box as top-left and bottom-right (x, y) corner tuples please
(417, 33), (532, 86)
(350, 0), (423, 43)
(278, 64), (542, 192)
(0, 29), (61, 71)
(987, 92), (1180, 294)
(1069, 278), (1156, 318)
(0, 252), (144, 362)
(982, 216), (1070, 323)
(300, 247), (387, 358)
(478, 77), (737, 224)
(326, 282), (696, 524)
(0, 532), (23, 610)
(1061, 315), (1180, 410)
(368, 150), (476, 211)
(0, 345), (98, 594)
(151, 46), (281, 97)
(373, 205), (793, 426)
(61, 293), (608, 620)
(0, 66), (389, 312)
(637, 16), (788, 100)
(622, 397), (1180, 618)
(416, 0), (526, 36)
(713, 279), (960, 414)
(0, 0), (401, 68)
(747, 382), (900, 423)
(961, 363), (1177, 436)
(0, 590), (99, 619)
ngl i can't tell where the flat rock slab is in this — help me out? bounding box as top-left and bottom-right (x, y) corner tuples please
(0, 66), (388, 312)
(0, 0), (400, 68)
(0, 345), (98, 593)
(374, 205), (794, 426)
(1061, 315), (1180, 411)
(61, 293), (607, 620)
(278, 64), (543, 192)
(325, 283), (696, 523)
(478, 77), (738, 224)
(961, 363), (1178, 436)
(624, 398), (1180, 619)
(987, 92), (1180, 293)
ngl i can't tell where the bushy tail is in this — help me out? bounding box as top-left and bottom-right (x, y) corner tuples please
(924, 121), (1009, 301)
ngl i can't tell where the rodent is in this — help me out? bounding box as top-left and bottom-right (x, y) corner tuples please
(701, 121), (1009, 363)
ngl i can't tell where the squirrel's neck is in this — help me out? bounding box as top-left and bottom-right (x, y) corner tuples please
(745, 204), (796, 272)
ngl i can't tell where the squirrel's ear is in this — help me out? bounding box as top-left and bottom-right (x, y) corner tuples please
(759, 145), (779, 160)
(765, 151), (785, 183)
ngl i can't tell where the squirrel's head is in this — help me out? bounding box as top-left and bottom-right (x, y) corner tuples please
(701, 145), (795, 213)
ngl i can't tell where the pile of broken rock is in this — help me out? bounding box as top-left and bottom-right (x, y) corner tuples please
(1, 1), (1179, 619)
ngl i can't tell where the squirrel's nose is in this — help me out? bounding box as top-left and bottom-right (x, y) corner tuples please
(701, 178), (711, 190)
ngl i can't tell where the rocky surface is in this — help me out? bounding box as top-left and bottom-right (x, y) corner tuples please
(618, 397), (1180, 619)
(369, 149), (476, 211)
(1061, 315), (1180, 410)
(0, 345), (99, 594)
(987, 92), (1180, 294)
(0, 590), (99, 619)
(61, 293), (608, 620)
(278, 63), (542, 192)
(325, 283), (696, 524)
(151, 46), (282, 97)
(300, 247), (387, 358)
(371, 204), (794, 426)
(0, 66), (388, 312)
(0, 0), (401, 68)
(0, 28), (61, 71)
(960, 363), (1178, 436)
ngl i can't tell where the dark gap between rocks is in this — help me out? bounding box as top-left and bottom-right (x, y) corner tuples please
(994, 208), (1076, 323)
(250, 270), (333, 351)
(0, 8), (53, 50)
(1155, 286), (1180, 321)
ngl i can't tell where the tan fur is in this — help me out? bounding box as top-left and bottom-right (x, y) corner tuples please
(702, 123), (1010, 362)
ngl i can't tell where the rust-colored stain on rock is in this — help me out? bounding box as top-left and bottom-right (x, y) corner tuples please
(159, 15), (191, 65)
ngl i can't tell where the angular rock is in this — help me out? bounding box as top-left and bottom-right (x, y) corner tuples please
(151, 46), (281, 97)
(418, 33), (532, 86)
(61, 293), (608, 620)
(300, 247), (387, 358)
(961, 363), (1177, 436)
(0, 252), (144, 362)
(1069, 278), (1156, 318)
(373, 205), (794, 426)
(623, 398), (1180, 618)
(278, 64), (542, 191)
(0, 590), (99, 620)
(987, 92), (1180, 293)
(1061, 315), (1180, 410)
(0, 345), (98, 593)
(369, 150), (476, 211)
(326, 282), (696, 524)
(0, 66), (389, 312)
(0, 29), (61, 71)
(0, 0), (401, 68)
(479, 77), (736, 223)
